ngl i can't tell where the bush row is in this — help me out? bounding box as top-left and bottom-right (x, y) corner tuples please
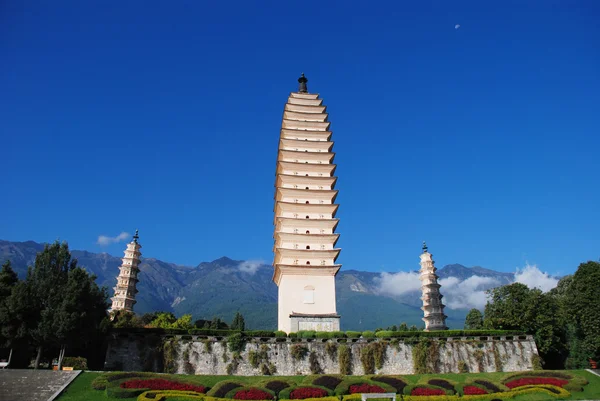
(113, 327), (526, 338)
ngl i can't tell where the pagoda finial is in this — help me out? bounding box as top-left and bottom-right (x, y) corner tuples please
(133, 229), (139, 243)
(298, 73), (308, 93)
(422, 241), (428, 253)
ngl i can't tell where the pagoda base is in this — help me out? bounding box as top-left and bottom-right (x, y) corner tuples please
(289, 313), (340, 332)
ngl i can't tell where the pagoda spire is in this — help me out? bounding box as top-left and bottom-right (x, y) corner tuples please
(110, 231), (142, 313)
(273, 76), (341, 333)
(419, 242), (448, 331)
(298, 73), (308, 93)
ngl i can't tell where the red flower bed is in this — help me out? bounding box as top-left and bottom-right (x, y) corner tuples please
(120, 379), (206, 393)
(410, 387), (445, 396)
(464, 386), (487, 395)
(349, 384), (386, 394)
(290, 387), (329, 399)
(505, 378), (568, 389)
(234, 388), (274, 400)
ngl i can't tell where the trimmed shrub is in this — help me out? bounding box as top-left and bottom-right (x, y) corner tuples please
(463, 385), (487, 395)
(427, 379), (454, 392)
(473, 380), (503, 393)
(348, 384), (386, 394)
(275, 331), (288, 338)
(312, 376), (343, 390)
(280, 386), (332, 400)
(362, 331), (376, 339)
(335, 379), (394, 396)
(505, 377), (568, 389)
(138, 390), (204, 401)
(264, 380), (290, 395)
(208, 381), (244, 398)
(121, 379), (206, 393)
(371, 376), (407, 393)
(91, 376), (108, 390)
(62, 356), (88, 370)
(410, 387), (444, 396)
(233, 388), (274, 400)
(289, 387), (329, 399)
(346, 331), (361, 339)
(298, 331), (316, 339)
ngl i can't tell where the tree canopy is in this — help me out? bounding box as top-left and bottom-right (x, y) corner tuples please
(464, 308), (484, 330)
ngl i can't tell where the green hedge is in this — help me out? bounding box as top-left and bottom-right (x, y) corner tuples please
(375, 330), (525, 338)
(334, 378), (396, 396)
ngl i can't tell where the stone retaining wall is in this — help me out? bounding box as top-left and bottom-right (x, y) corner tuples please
(104, 334), (539, 375)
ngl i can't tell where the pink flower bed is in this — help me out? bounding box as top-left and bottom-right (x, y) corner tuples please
(463, 386), (487, 395)
(234, 388), (274, 400)
(505, 377), (568, 389)
(290, 387), (329, 399)
(349, 384), (386, 394)
(410, 387), (445, 396)
(120, 378), (206, 393)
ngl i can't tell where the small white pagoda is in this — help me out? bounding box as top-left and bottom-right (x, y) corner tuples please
(419, 242), (448, 331)
(110, 230), (142, 313)
(272, 74), (341, 333)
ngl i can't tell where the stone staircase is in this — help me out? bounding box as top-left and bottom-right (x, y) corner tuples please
(0, 369), (80, 401)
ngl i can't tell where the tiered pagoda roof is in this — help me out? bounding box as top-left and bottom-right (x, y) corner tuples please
(273, 74), (341, 332)
(110, 230), (142, 313)
(419, 242), (448, 331)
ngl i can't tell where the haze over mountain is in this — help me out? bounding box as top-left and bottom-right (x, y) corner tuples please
(1, 239), (525, 330)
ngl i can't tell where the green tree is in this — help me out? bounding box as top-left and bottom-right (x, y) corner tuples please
(111, 310), (143, 328)
(173, 314), (193, 330)
(464, 308), (484, 330)
(54, 267), (109, 369)
(0, 261), (20, 365)
(231, 312), (246, 331)
(27, 241), (78, 368)
(484, 282), (566, 368)
(149, 312), (177, 328)
(398, 322), (408, 331)
(564, 261), (600, 366)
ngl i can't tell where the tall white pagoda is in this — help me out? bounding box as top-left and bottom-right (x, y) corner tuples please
(110, 230), (142, 313)
(272, 74), (341, 333)
(419, 242), (448, 331)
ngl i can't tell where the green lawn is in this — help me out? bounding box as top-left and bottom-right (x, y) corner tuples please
(56, 370), (600, 401)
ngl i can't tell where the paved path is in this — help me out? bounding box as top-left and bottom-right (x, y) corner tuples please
(0, 369), (81, 401)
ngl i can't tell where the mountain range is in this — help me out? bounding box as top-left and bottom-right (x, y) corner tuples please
(0, 239), (515, 330)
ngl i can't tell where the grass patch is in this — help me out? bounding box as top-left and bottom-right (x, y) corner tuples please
(56, 369), (600, 401)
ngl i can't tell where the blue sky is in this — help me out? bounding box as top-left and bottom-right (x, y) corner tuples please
(1, 1), (598, 276)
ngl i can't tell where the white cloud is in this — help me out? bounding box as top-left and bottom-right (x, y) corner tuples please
(514, 263), (558, 292)
(374, 271), (422, 296)
(455, 24), (461, 29)
(239, 260), (266, 275)
(440, 275), (500, 310)
(97, 232), (130, 246)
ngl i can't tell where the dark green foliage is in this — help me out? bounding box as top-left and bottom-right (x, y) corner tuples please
(290, 344), (309, 360)
(375, 329), (523, 338)
(231, 312), (246, 331)
(207, 381), (243, 398)
(0, 260), (19, 347)
(111, 310), (143, 328)
(564, 261), (600, 364)
(346, 331), (361, 338)
(412, 338), (431, 374)
(325, 342), (337, 361)
(274, 331), (287, 338)
(338, 344), (352, 375)
(264, 380), (290, 395)
(473, 379), (502, 393)
(226, 352), (242, 375)
(371, 376), (407, 392)
(312, 376), (343, 390)
(464, 309), (484, 330)
(309, 351), (322, 374)
(360, 342), (387, 374)
(457, 360), (468, 373)
(227, 332), (246, 353)
(428, 379), (455, 392)
(484, 282), (566, 368)
(62, 356), (87, 369)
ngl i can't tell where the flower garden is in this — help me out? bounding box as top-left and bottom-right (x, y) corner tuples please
(66, 370), (600, 401)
